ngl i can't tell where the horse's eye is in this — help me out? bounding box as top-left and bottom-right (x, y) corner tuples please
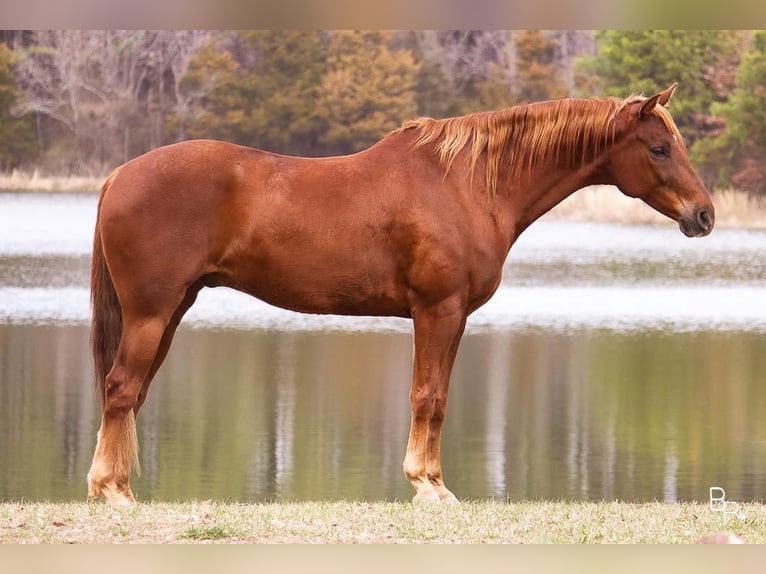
(650, 146), (668, 158)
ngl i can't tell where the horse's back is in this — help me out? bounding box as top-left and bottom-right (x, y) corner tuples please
(103, 138), (397, 217)
(104, 139), (260, 203)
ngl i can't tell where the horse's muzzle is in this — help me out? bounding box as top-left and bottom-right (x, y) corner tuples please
(679, 206), (714, 237)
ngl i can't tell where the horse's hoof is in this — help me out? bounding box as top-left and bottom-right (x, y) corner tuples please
(88, 481), (137, 506)
(439, 492), (459, 504)
(109, 496), (136, 507)
(412, 490), (441, 504)
(87, 493), (136, 506)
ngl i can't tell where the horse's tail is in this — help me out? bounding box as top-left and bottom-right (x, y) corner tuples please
(91, 168), (122, 405)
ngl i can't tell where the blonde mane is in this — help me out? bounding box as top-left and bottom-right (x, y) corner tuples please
(398, 95), (682, 197)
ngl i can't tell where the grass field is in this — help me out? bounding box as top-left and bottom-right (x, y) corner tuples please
(1, 500), (763, 544)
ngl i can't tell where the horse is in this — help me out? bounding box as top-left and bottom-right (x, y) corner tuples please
(87, 84), (714, 504)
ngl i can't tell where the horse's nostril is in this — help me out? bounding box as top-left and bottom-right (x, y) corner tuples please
(697, 208), (713, 230)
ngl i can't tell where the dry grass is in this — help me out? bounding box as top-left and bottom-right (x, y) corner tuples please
(707, 188), (766, 229)
(547, 185), (766, 229)
(0, 170), (103, 193)
(1, 500), (763, 544)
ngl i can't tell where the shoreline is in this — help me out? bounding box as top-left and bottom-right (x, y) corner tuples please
(2, 173), (765, 230)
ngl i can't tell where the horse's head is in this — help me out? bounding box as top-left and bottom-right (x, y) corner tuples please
(606, 84), (714, 237)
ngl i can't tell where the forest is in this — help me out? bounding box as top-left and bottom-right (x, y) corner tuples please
(0, 30), (765, 194)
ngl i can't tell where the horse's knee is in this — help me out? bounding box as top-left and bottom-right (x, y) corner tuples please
(410, 388), (436, 416)
(410, 390), (449, 426)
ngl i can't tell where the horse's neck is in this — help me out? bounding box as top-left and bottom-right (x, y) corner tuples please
(506, 162), (603, 236)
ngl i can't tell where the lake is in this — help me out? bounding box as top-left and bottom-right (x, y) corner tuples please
(1, 191), (765, 503)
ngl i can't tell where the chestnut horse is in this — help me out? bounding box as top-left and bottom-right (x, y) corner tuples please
(87, 84), (714, 504)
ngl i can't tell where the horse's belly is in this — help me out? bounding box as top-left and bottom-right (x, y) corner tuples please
(215, 255), (411, 318)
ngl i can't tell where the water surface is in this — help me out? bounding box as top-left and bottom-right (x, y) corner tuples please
(1, 191), (765, 503)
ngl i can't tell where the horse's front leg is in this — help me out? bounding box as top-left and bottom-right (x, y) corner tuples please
(403, 298), (466, 503)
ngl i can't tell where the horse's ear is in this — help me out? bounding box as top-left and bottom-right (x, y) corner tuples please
(640, 83), (678, 118)
(657, 83), (678, 106)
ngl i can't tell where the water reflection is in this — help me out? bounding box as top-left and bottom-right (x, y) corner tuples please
(0, 325), (97, 501)
(1, 192), (765, 503)
(2, 323), (765, 503)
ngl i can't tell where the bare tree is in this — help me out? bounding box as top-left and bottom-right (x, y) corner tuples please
(13, 30), (212, 173)
(14, 31), (90, 141)
(550, 30), (596, 95)
(435, 30), (511, 97)
(152, 30), (212, 142)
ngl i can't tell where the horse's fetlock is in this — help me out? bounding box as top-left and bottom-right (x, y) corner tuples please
(403, 460), (425, 482)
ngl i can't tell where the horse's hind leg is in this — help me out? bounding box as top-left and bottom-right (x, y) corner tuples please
(87, 307), (178, 505)
(135, 283), (202, 414)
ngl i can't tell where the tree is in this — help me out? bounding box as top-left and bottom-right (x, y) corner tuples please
(151, 30), (213, 145)
(513, 30), (569, 103)
(699, 31), (766, 194)
(550, 30), (596, 96)
(315, 31), (419, 155)
(168, 36), (239, 143)
(407, 30), (456, 119)
(579, 31), (745, 149)
(436, 30), (509, 101)
(179, 31), (328, 156)
(409, 31), (593, 116)
(238, 30), (328, 155)
(13, 31), (97, 170)
(0, 42), (36, 170)
(13, 30), (212, 173)
(474, 31), (568, 110)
